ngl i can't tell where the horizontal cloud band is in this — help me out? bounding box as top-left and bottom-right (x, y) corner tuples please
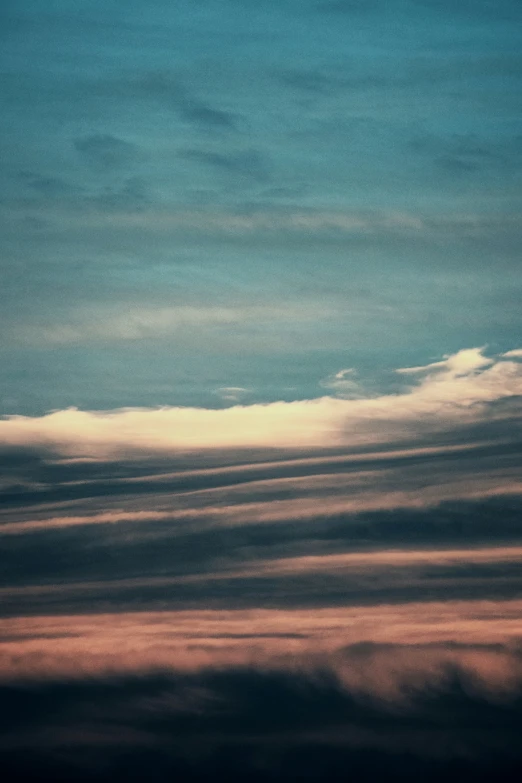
(1, 347), (521, 457)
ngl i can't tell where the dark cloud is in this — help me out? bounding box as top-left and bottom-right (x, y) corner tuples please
(3, 566), (522, 620)
(2, 486), (522, 615)
(1, 661), (522, 782)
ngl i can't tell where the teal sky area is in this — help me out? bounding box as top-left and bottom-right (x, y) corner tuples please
(1, 0), (521, 413)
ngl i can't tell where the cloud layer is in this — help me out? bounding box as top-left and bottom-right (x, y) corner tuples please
(1, 349), (522, 781)
(1, 347), (521, 456)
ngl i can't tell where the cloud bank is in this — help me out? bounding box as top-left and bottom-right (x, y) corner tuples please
(1, 348), (522, 782)
(1, 347), (521, 457)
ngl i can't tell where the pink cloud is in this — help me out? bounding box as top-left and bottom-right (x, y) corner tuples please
(1, 600), (522, 698)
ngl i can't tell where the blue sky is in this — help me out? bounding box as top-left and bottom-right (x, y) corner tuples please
(1, 0), (521, 412)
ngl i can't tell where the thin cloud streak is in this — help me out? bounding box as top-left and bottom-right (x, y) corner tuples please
(2, 541), (522, 593)
(3, 471), (521, 535)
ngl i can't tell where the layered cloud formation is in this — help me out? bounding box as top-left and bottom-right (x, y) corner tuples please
(1, 346), (522, 780)
(2, 0), (522, 779)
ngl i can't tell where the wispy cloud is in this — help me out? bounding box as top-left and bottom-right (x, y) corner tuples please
(10, 303), (329, 346)
(179, 148), (270, 182)
(73, 134), (140, 169)
(319, 367), (363, 397)
(213, 386), (252, 403)
(137, 71), (239, 131)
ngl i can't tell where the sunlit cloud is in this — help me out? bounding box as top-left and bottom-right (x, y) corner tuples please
(1, 347), (521, 457)
(1, 600), (522, 686)
(396, 346), (492, 375)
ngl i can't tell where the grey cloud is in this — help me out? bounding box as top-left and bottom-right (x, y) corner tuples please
(1, 426), (522, 613)
(317, 0), (521, 20)
(410, 133), (496, 160)
(73, 134), (139, 169)
(87, 176), (149, 211)
(315, 0), (384, 14)
(278, 69), (344, 95)
(279, 55), (522, 101)
(407, 131), (522, 179)
(179, 148), (271, 182)
(179, 102), (237, 130)
(435, 156), (479, 175)
(18, 172), (77, 196)
(138, 72), (238, 131)
(414, 0), (522, 21)
(278, 65), (394, 96)
(2, 571), (520, 618)
(13, 170), (148, 214)
(258, 185), (307, 200)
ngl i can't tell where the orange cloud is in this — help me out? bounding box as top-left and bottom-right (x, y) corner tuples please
(1, 600), (522, 695)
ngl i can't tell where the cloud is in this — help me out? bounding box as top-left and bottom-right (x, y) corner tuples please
(396, 347), (493, 375)
(18, 172), (77, 196)
(1, 655), (522, 781)
(138, 71), (238, 131)
(408, 131), (522, 178)
(179, 148), (270, 182)
(414, 0), (521, 21)
(2, 599), (522, 681)
(278, 68), (344, 95)
(87, 176), (148, 211)
(213, 387), (251, 403)
(316, 0), (521, 21)
(1, 602), (522, 782)
(179, 101), (236, 130)
(10, 302), (328, 346)
(319, 368), (363, 397)
(6, 198), (519, 248)
(315, 0), (384, 15)
(1, 347), (520, 458)
(73, 134), (139, 168)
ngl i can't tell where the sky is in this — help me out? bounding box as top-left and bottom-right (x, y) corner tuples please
(1, 2), (522, 781)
